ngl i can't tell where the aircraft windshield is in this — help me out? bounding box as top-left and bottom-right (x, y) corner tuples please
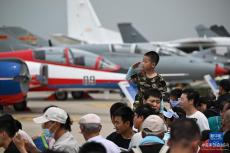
(33, 48), (66, 63)
(69, 48), (117, 70)
(99, 58), (117, 70)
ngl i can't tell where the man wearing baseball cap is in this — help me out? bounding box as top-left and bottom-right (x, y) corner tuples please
(134, 115), (166, 153)
(79, 113), (120, 153)
(33, 107), (79, 153)
(140, 115), (166, 145)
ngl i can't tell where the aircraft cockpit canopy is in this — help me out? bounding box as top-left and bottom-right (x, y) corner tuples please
(69, 48), (119, 71)
(33, 48), (66, 63)
(33, 47), (119, 71)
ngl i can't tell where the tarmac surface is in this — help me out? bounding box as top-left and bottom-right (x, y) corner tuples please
(0, 92), (127, 153)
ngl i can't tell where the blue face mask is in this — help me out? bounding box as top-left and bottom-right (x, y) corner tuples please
(170, 100), (180, 107)
(42, 128), (54, 138)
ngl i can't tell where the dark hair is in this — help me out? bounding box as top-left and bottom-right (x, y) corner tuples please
(144, 51), (160, 65)
(201, 130), (211, 142)
(170, 88), (182, 99)
(113, 106), (134, 127)
(60, 113), (73, 131)
(109, 102), (126, 118)
(0, 114), (20, 137)
(134, 104), (158, 119)
(79, 141), (106, 153)
(170, 118), (200, 146)
(219, 79), (230, 92)
(14, 120), (22, 130)
(182, 88), (200, 107)
(198, 96), (215, 109)
(43, 149), (66, 153)
(143, 89), (162, 100)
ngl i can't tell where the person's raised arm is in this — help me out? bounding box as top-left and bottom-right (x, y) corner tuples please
(126, 62), (141, 81)
(13, 133), (42, 153)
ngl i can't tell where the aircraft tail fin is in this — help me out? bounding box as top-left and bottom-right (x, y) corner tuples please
(195, 24), (219, 37)
(210, 25), (230, 37)
(67, 0), (122, 44)
(117, 23), (149, 43)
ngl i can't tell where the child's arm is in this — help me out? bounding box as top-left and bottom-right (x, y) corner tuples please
(126, 67), (139, 80)
(126, 62), (141, 81)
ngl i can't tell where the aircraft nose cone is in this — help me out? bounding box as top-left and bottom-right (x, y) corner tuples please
(215, 64), (230, 76)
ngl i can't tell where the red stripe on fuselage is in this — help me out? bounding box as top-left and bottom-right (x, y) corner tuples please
(0, 93), (25, 105)
(29, 78), (125, 91)
(47, 78), (124, 85)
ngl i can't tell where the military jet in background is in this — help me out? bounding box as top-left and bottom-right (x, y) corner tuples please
(66, 0), (230, 53)
(117, 23), (230, 53)
(74, 43), (229, 82)
(53, 0), (229, 82)
(0, 27), (129, 104)
(117, 23), (230, 70)
(196, 24), (230, 38)
(0, 47), (126, 110)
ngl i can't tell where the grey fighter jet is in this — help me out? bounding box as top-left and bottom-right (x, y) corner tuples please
(73, 43), (229, 82)
(117, 23), (230, 72)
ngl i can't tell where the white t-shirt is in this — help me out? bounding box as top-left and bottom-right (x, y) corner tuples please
(128, 132), (143, 150)
(88, 135), (120, 153)
(18, 129), (35, 146)
(52, 131), (79, 153)
(186, 111), (210, 132)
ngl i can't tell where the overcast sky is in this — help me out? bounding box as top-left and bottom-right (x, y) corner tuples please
(0, 0), (230, 41)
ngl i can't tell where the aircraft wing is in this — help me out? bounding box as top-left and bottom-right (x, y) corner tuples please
(51, 34), (86, 45)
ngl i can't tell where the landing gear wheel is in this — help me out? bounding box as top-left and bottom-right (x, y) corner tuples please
(14, 100), (27, 111)
(54, 91), (68, 101)
(71, 91), (84, 99)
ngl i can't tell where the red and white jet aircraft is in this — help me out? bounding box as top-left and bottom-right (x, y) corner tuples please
(0, 47), (126, 110)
